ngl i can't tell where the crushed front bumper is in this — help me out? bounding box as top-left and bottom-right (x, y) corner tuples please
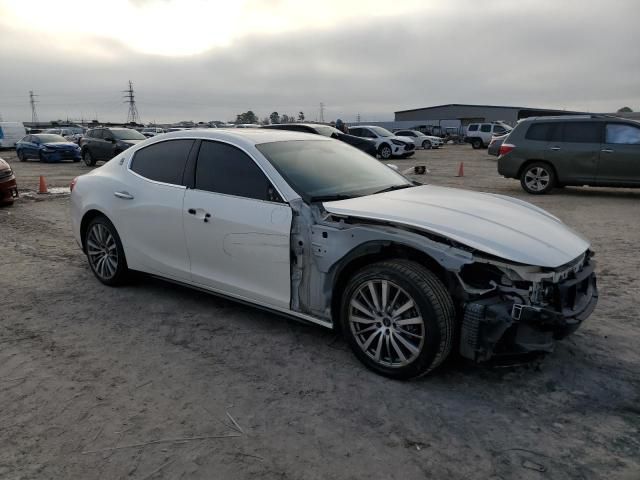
(459, 262), (598, 362)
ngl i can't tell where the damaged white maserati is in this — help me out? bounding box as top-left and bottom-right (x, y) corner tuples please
(70, 130), (598, 379)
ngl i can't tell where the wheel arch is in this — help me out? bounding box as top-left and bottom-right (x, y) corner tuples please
(80, 209), (112, 252)
(329, 241), (452, 327)
(517, 159), (558, 181)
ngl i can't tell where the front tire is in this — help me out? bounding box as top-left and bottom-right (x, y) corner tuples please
(340, 260), (455, 379)
(379, 144), (392, 160)
(520, 162), (556, 194)
(17, 150), (26, 161)
(471, 138), (482, 149)
(85, 216), (129, 286)
(422, 140), (432, 149)
(83, 149), (97, 166)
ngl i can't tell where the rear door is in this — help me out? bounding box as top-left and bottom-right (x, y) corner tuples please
(545, 121), (602, 184)
(183, 140), (292, 309)
(116, 139), (195, 280)
(597, 122), (640, 186)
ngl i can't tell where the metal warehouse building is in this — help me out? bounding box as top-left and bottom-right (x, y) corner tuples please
(394, 104), (586, 127)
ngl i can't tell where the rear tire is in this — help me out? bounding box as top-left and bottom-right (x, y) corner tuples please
(83, 149), (97, 166)
(520, 162), (556, 194)
(471, 138), (482, 149)
(84, 215), (129, 286)
(340, 259), (455, 379)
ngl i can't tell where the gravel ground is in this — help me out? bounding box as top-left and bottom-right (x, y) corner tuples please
(0, 145), (638, 479)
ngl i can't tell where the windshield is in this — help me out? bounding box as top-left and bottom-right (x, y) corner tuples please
(35, 134), (67, 143)
(257, 140), (412, 201)
(112, 129), (146, 140)
(370, 126), (394, 137)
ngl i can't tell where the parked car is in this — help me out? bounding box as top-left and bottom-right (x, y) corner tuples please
(465, 122), (512, 149)
(141, 127), (165, 137)
(0, 122), (26, 148)
(348, 126), (415, 159)
(80, 127), (147, 166)
(0, 157), (18, 205)
(488, 134), (507, 156)
(262, 123), (377, 156)
(498, 115), (640, 194)
(393, 130), (443, 149)
(16, 134), (81, 162)
(43, 127), (85, 144)
(70, 129), (597, 379)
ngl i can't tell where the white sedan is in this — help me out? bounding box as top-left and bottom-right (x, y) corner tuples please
(70, 129), (598, 378)
(394, 130), (444, 149)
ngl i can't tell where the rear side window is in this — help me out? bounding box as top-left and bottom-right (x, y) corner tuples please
(131, 139), (194, 185)
(493, 125), (507, 135)
(480, 124), (491, 133)
(561, 122), (602, 143)
(525, 122), (556, 141)
(468, 125), (478, 131)
(606, 123), (640, 144)
(195, 141), (276, 201)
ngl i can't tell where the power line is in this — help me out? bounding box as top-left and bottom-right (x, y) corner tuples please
(123, 80), (141, 124)
(29, 90), (39, 123)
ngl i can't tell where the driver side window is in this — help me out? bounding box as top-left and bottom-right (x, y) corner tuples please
(195, 141), (282, 203)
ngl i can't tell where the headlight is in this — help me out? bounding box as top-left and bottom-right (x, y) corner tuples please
(391, 139), (405, 146)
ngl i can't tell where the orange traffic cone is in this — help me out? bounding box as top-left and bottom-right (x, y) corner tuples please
(456, 162), (464, 177)
(38, 175), (48, 194)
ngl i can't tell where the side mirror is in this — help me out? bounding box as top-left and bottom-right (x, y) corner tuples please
(105, 137), (115, 143)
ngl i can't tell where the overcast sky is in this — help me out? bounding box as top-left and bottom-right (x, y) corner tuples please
(0, 0), (638, 124)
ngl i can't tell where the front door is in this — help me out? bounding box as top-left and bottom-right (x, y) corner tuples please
(545, 121), (602, 185)
(597, 122), (640, 186)
(183, 140), (292, 309)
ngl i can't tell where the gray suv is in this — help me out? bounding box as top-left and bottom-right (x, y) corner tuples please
(498, 115), (640, 194)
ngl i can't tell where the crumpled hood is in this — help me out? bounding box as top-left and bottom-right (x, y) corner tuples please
(322, 185), (590, 268)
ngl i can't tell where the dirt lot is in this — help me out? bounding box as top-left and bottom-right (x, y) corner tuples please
(1, 145), (638, 479)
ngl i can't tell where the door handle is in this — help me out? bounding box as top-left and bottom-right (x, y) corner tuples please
(188, 208), (196, 215)
(114, 191), (134, 200)
(187, 209), (212, 222)
(601, 148), (614, 153)
(550, 146), (561, 151)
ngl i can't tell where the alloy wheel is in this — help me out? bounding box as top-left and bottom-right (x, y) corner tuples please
(348, 279), (425, 368)
(524, 166), (550, 192)
(380, 146), (392, 159)
(87, 223), (118, 281)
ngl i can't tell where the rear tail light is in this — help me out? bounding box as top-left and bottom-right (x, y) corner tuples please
(499, 143), (515, 156)
(70, 176), (78, 192)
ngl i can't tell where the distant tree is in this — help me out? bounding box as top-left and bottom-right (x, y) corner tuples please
(235, 110), (258, 124)
(617, 106), (633, 113)
(281, 114), (291, 123)
(298, 111), (305, 121)
(270, 111), (280, 124)
(261, 117), (271, 125)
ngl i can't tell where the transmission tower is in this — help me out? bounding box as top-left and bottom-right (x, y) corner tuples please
(29, 90), (39, 124)
(123, 80), (141, 124)
(319, 102), (325, 123)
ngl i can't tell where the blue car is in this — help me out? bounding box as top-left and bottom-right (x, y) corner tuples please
(16, 133), (81, 163)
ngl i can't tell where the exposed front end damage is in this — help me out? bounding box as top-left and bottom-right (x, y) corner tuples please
(288, 198), (598, 363)
(457, 253), (598, 361)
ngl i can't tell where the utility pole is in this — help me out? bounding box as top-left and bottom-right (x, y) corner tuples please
(29, 90), (39, 124)
(319, 102), (325, 123)
(356, 113), (361, 122)
(123, 80), (141, 125)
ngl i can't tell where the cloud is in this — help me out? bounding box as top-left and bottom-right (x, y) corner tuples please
(0, 0), (638, 123)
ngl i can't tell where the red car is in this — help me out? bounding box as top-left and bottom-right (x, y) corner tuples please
(0, 157), (18, 205)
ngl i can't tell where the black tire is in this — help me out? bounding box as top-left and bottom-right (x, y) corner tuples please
(340, 259), (455, 379)
(84, 215), (129, 286)
(471, 138), (483, 149)
(520, 162), (556, 194)
(83, 149), (97, 166)
(422, 140), (432, 149)
(378, 144), (392, 160)
(17, 150), (26, 161)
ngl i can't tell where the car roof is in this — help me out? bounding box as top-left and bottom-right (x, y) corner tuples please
(152, 128), (330, 146)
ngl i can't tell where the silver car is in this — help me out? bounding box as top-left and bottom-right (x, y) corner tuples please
(70, 129), (598, 378)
